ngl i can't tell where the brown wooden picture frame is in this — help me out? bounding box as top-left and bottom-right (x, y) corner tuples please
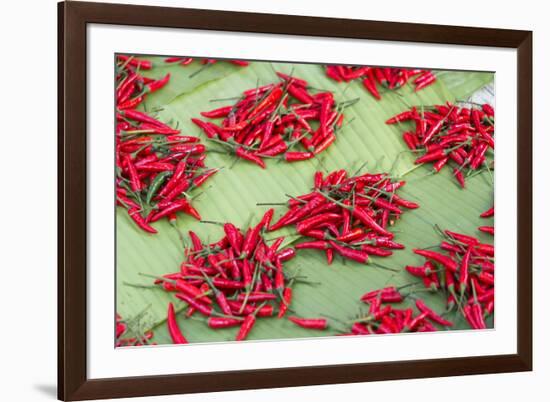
(58, 1), (532, 400)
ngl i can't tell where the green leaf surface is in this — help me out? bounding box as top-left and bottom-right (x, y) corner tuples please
(116, 60), (494, 345)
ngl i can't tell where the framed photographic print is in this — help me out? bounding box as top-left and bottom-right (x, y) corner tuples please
(58, 1), (532, 400)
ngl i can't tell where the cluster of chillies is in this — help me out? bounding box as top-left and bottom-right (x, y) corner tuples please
(154, 210), (307, 342)
(116, 313), (156, 347)
(387, 102), (495, 188)
(116, 55), (218, 234)
(164, 56), (249, 67)
(341, 287), (452, 335)
(269, 169), (419, 265)
(404, 229), (494, 329)
(192, 72), (352, 168)
(325, 65), (436, 100)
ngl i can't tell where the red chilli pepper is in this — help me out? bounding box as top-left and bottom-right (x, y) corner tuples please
(413, 249), (458, 272)
(288, 316), (328, 330)
(235, 314), (256, 341)
(167, 302), (188, 344)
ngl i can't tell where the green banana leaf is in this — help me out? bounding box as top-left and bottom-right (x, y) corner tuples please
(116, 58), (494, 345)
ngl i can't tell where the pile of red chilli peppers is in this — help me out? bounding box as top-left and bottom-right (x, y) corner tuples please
(192, 72), (354, 167)
(386, 102), (494, 188)
(326, 66), (436, 99)
(114, 56), (495, 344)
(116, 55), (218, 234)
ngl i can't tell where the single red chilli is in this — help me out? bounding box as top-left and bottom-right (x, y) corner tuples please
(314, 133), (336, 155)
(295, 240), (330, 250)
(482, 104), (495, 117)
(237, 292), (277, 302)
(259, 141), (288, 157)
(248, 86), (284, 118)
(415, 299), (453, 327)
(284, 151), (314, 162)
(207, 317), (242, 329)
(478, 226), (495, 235)
(276, 72), (308, 87)
(471, 303), (487, 329)
(235, 147), (266, 169)
(326, 248), (334, 265)
(415, 149), (447, 164)
(413, 249), (458, 271)
(276, 248), (296, 262)
(200, 106), (233, 118)
(362, 76), (381, 100)
(235, 314), (256, 341)
(414, 73), (436, 91)
(172, 280), (211, 304)
(361, 286), (402, 303)
(241, 258), (253, 288)
(167, 302), (188, 344)
(278, 287), (293, 318)
(241, 224), (262, 258)
(405, 311), (429, 331)
(386, 110), (416, 125)
(212, 278), (245, 290)
(118, 96), (144, 110)
(150, 199), (195, 222)
(351, 322), (372, 335)
(119, 109), (169, 128)
(116, 322), (127, 338)
(433, 157), (449, 172)
(453, 168), (466, 188)
(191, 118), (219, 138)
(405, 265), (432, 277)
(296, 213), (342, 234)
(146, 74), (170, 93)
(288, 316), (328, 330)
(402, 132), (418, 150)
(329, 241), (369, 264)
(223, 223), (243, 255)
(175, 293), (213, 316)
(351, 206), (392, 236)
(480, 206), (494, 218)
(361, 245), (392, 257)
(445, 230), (479, 246)
(478, 271), (494, 286)
(227, 302), (274, 317)
(458, 246), (472, 295)
(188, 231), (203, 252)
(476, 243), (494, 256)
(207, 278), (233, 316)
(287, 84), (315, 104)
(128, 208), (157, 233)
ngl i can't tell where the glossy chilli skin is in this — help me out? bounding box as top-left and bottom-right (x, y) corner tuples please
(115, 55), (217, 234)
(193, 72), (352, 168)
(270, 168), (416, 265)
(155, 210), (298, 342)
